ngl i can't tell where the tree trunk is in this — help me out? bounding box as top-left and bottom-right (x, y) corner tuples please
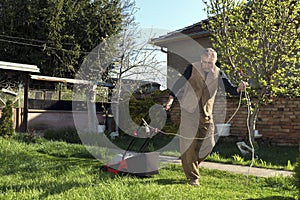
(111, 78), (122, 135)
(87, 85), (97, 133)
(247, 105), (259, 147)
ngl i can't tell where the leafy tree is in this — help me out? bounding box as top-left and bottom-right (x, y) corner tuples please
(0, 100), (14, 138)
(203, 0), (300, 144)
(0, 0), (123, 78)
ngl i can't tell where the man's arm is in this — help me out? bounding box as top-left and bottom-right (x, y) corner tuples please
(169, 64), (192, 98)
(164, 64), (192, 110)
(219, 71), (247, 95)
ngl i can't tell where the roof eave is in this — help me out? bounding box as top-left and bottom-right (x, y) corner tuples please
(152, 30), (210, 47)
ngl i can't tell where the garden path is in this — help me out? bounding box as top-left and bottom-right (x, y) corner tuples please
(159, 155), (294, 177)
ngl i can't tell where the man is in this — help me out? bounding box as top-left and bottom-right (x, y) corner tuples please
(164, 48), (247, 186)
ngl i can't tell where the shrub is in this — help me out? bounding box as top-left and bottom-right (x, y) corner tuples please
(44, 127), (81, 144)
(294, 146), (300, 196)
(0, 100), (15, 138)
(129, 93), (179, 136)
(14, 131), (45, 144)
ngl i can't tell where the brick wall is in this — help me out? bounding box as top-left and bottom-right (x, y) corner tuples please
(155, 94), (300, 145)
(220, 97), (300, 144)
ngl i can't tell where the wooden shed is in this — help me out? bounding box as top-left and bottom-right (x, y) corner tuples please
(0, 61), (40, 132)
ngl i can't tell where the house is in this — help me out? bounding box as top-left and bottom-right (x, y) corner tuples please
(152, 21), (210, 75)
(151, 21), (300, 145)
(113, 78), (161, 94)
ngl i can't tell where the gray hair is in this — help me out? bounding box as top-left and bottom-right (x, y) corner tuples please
(201, 48), (217, 62)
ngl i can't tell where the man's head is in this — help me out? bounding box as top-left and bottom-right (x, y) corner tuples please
(201, 48), (217, 72)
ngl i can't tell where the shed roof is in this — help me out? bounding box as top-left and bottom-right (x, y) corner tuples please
(30, 75), (115, 88)
(0, 61), (40, 73)
(30, 74), (91, 84)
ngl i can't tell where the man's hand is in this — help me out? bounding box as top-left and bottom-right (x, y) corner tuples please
(163, 96), (174, 111)
(237, 81), (249, 93)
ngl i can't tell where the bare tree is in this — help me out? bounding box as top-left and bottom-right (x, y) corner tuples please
(74, 0), (165, 134)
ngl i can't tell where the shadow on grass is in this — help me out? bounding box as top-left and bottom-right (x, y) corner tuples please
(38, 181), (89, 199)
(154, 178), (187, 185)
(247, 197), (295, 200)
(1, 150), (99, 178)
(0, 147), (105, 198)
(0, 180), (91, 199)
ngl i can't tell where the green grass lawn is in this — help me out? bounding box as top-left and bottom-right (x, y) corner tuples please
(0, 137), (298, 200)
(41, 126), (299, 171)
(208, 139), (299, 171)
(111, 133), (298, 171)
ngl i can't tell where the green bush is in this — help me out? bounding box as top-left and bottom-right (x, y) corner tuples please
(129, 96), (157, 125)
(129, 93), (178, 134)
(0, 100), (15, 138)
(43, 127), (81, 144)
(294, 146), (300, 197)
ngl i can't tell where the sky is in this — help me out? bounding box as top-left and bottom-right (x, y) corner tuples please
(134, 0), (207, 33)
(130, 1), (208, 89)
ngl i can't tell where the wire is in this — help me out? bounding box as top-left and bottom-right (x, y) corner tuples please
(225, 89), (243, 124)
(141, 90), (244, 141)
(0, 34), (65, 45)
(0, 38), (44, 48)
(0, 38), (91, 55)
(0, 34), (159, 54)
(142, 118), (215, 140)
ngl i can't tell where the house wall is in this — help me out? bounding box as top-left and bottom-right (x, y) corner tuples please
(27, 110), (104, 131)
(0, 109), (106, 132)
(166, 37), (211, 89)
(166, 37), (211, 70)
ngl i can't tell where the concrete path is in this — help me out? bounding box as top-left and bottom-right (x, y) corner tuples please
(159, 155), (294, 177)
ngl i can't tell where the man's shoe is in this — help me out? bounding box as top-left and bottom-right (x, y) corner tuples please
(189, 179), (199, 186)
